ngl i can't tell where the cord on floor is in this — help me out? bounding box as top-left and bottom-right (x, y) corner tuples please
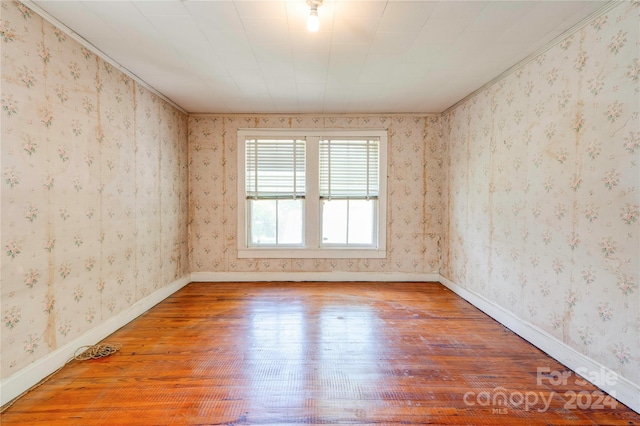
(0, 342), (121, 414)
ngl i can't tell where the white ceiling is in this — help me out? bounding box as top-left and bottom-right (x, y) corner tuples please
(29, 0), (609, 114)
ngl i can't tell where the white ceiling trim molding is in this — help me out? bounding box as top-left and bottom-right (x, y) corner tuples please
(19, 0), (188, 115)
(442, 0), (618, 115)
(19, 0), (616, 117)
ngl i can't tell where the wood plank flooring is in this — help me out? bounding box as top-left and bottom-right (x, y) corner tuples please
(2, 282), (639, 425)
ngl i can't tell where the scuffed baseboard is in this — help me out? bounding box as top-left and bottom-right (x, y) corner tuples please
(0, 275), (190, 407)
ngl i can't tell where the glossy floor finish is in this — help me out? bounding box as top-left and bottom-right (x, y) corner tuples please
(2, 282), (638, 425)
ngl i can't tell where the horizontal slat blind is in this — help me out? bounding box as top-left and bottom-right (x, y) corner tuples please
(319, 138), (379, 199)
(245, 138), (306, 199)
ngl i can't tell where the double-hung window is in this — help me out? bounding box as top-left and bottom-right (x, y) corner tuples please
(238, 129), (387, 258)
(244, 137), (306, 246)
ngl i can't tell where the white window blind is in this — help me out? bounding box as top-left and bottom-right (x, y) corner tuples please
(245, 138), (306, 199)
(319, 138), (379, 200)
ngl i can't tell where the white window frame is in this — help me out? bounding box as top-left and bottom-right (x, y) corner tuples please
(237, 128), (387, 259)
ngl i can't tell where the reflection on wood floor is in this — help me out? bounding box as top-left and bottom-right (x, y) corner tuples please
(2, 282), (638, 425)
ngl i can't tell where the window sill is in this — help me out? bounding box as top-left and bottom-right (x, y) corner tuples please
(237, 248), (387, 259)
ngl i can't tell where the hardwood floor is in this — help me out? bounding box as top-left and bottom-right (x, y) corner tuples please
(2, 282), (638, 425)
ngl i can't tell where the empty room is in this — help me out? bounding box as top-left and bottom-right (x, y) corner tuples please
(1, 0), (638, 424)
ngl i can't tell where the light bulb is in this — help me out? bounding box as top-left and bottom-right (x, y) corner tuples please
(307, 8), (319, 32)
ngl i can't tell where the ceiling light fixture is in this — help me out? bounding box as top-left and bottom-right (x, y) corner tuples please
(306, 0), (322, 32)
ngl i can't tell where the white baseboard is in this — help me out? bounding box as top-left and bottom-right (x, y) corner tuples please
(0, 275), (190, 407)
(3, 273), (637, 415)
(190, 271), (440, 282)
(438, 275), (640, 414)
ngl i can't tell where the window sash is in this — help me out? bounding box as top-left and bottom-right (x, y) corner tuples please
(245, 138), (306, 199)
(320, 199), (377, 246)
(237, 128), (387, 259)
(248, 198), (304, 246)
(319, 138), (379, 200)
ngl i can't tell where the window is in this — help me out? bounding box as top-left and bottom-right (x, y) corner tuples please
(238, 129), (387, 258)
(319, 138), (379, 246)
(245, 138), (305, 246)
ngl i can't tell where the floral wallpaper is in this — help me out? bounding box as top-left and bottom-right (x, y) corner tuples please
(188, 114), (444, 274)
(1, 1), (189, 379)
(2, 0), (637, 406)
(442, 1), (639, 386)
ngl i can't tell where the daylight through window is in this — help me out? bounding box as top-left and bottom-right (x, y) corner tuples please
(238, 129), (387, 258)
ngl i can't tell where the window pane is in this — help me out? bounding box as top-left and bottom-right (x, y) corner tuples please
(347, 200), (374, 244)
(250, 200), (276, 245)
(277, 199), (303, 244)
(250, 199), (303, 245)
(321, 200), (375, 245)
(321, 200), (347, 244)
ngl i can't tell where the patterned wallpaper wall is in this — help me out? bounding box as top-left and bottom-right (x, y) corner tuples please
(188, 115), (444, 274)
(1, 1), (189, 379)
(442, 2), (639, 385)
(2, 0), (638, 403)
